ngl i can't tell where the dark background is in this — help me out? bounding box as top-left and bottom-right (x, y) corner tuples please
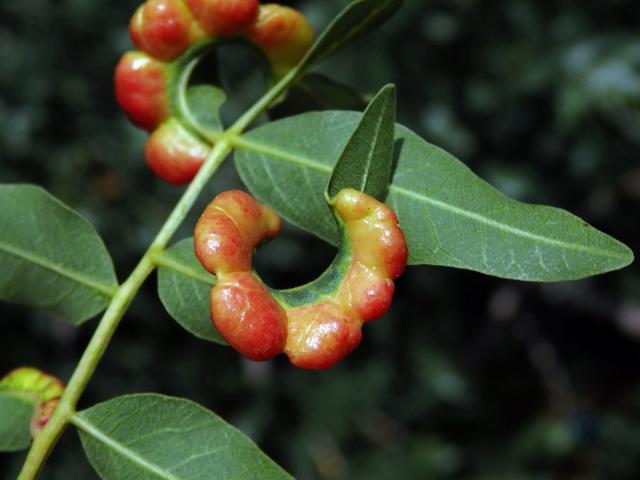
(2, 0), (640, 478)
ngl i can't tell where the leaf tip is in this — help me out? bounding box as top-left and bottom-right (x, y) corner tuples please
(618, 243), (635, 268)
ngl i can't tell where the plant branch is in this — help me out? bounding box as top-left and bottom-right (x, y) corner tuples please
(16, 140), (231, 480)
(17, 44), (309, 478)
(229, 67), (301, 134)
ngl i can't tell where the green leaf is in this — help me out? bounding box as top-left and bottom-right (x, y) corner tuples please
(326, 84), (396, 201)
(234, 112), (634, 282)
(156, 239), (225, 345)
(0, 392), (36, 452)
(0, 184), (118, 324)
(269, 73), (367, 120)
(185, 84), (226, 133)
(75, 394), (293, 480)
(299, 0), (403, 70)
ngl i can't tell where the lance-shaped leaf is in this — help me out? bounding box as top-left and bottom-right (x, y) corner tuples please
(75, 394), (293, 480)
(299, 0), (403, 70)
(234, 112), (633, 282)
(326, 84), (396, 201)
(0, 184), (118, 324)
(156, 239), (225, 344)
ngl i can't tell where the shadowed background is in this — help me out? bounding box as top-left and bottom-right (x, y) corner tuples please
(1, 0), (639, 478)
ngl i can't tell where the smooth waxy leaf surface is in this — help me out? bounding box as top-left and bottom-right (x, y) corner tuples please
(300, 0), (403, 70)
(0, 184), (118, 324)
(235, 112), (633, 281)
(75, 394), (293, 480)
(156, 239), (224, 344)
(0, 392), (35, 451)
(327, 84), (396, 201)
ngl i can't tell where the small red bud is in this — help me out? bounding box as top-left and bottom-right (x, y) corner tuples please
(185, 0), (259, 36)
(144, 119), (210, 184)
(129, 0), (204, 61)
(114, 51), (169, 131)
(195, 190), (282, 274)
(285, 302), (362, 370)
(194, 206), (253, 275)
(341, 263), (395, 323)
(335, 189), (408, 279)
(247, 4), (314, 77)
(212, 190), (281, 247)
(211, 272), (288, 361)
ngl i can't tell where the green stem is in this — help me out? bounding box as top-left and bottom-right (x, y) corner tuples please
(17, 48), (308, 479)
(17, 139), (231, 480)
(228, 66), (300, 134)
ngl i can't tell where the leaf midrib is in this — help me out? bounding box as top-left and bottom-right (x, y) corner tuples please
(233, 137), (629, 260)
(72, 414), (183, 480)
(153, 251), (216, 286)
(358, 103), (385, 193)
(0, 239), (118, 297)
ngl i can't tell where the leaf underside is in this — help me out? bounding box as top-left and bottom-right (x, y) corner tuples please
(76, 394), (293, 480)
(0, 184), (118, 324)
(234, 111), (633, 282)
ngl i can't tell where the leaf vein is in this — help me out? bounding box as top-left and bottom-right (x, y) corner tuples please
(0, 239), (117, 297)
(72, 414), (183, 480)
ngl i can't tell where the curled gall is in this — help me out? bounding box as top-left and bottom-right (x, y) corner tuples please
(194, 189), (408, 370)
(115, 0), (314, 184)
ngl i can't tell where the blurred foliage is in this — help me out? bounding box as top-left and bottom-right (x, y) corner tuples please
(1, 0), (640, 479)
